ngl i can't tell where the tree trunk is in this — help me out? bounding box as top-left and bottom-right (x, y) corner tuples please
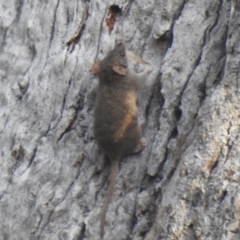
(0, 0), (239, 239)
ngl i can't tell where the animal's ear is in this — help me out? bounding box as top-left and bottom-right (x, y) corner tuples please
(92, 61), (101, 75)
(112, 62), (127, 76)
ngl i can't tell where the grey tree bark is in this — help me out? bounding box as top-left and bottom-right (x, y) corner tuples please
(0, 0), (240, 240)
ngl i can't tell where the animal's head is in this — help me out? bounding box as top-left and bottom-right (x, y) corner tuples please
(102, 42), (128, 76)
(92, 42), (128, 77)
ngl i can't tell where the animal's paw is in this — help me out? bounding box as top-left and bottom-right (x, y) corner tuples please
(140, 138), (147, 148)
(132, 138), (147, 153)
(145, 67), (153, 74)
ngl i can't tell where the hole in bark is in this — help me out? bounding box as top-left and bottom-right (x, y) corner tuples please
(174, 107), (182, 121)
(210, 158), (219, 173)
(220, 190), (228, 203)
(106, 5), (122, 32)
(213, 70), (223, 86)
(161, 96), (165, 106)
(144, 73), (164, 130)
(170, 127), (178, 138)
(158, 30), (172, 41)
(140, 174), (161, 191)
(109, 4), (121, 14)
(193, 112), (198, 119)
(205, 10), (209, 18)
(79, 222), (86, 239)
(155, 30), (173, 50)
(11, 145), (25, 161)
(198, 82), (206, 103)
(192, 190), (202, 207)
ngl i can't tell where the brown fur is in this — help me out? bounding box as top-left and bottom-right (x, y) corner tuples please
(93, 42), (151, 238)
(114, 90), (138, 141)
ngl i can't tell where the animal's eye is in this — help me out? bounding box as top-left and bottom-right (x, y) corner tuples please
(120, 52), (125, 57)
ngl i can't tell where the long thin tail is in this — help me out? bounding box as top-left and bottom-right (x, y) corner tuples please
(100, 160), (119, 238)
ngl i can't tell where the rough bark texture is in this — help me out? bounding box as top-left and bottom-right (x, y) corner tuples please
(0, 0), (240, 240)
